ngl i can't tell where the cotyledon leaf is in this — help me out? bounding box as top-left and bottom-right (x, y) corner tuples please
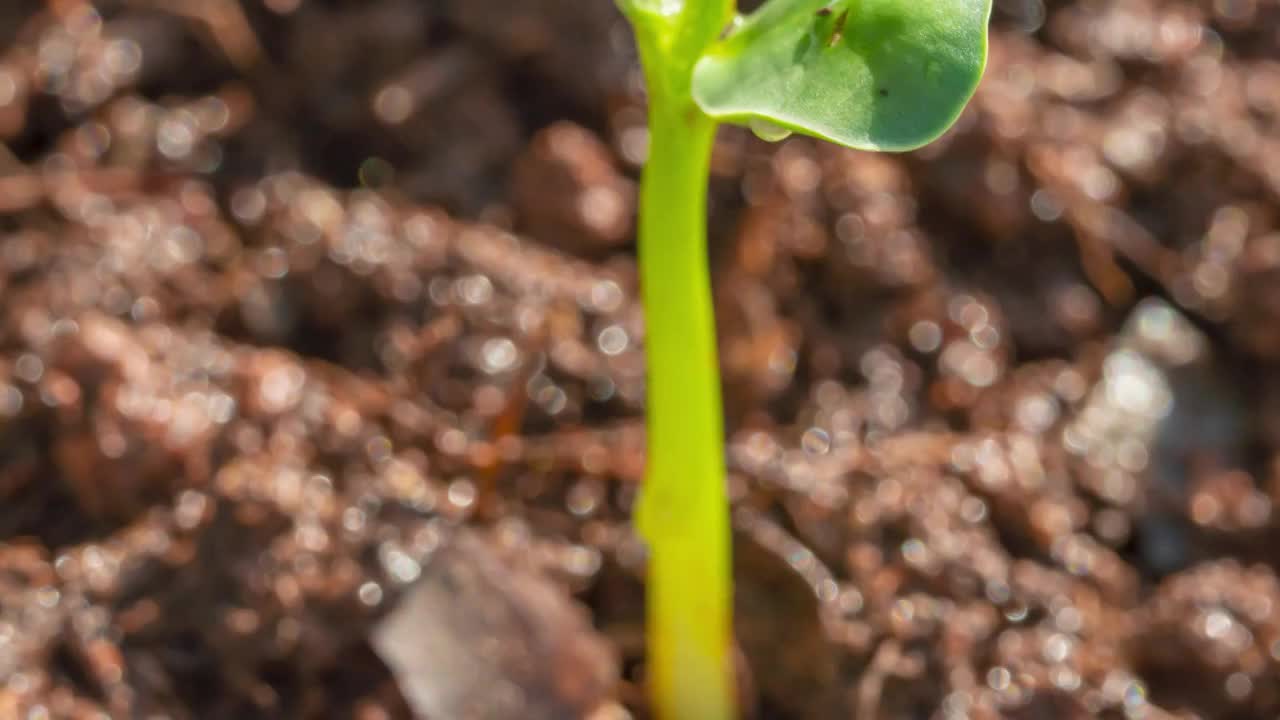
(691, 0), (992, 151)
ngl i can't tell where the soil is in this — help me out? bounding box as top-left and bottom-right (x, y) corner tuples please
(3, 1), (1280, 718)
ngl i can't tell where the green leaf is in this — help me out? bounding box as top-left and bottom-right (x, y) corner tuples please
(691, 0), (992, 151)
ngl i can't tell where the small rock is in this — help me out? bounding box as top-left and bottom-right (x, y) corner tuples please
(1063, 298), (1244, 575)
(371, 528), (618, 720)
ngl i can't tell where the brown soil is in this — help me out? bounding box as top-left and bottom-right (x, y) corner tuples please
(3, 1), (1280, 718)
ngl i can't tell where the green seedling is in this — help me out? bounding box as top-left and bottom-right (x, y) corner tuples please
(616, 0), (990, 717)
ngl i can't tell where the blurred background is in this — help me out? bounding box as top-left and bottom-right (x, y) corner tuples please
(2, 0), (1280, 717)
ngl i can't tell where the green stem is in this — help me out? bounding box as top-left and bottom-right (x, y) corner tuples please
(621, 0), (736, 716)
(635, 74), (735, 720)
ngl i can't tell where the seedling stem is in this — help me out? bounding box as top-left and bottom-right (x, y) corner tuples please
(620, 0), (989, 716)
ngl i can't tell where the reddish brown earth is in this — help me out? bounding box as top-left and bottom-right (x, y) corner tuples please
(4, 1), (1280, 718)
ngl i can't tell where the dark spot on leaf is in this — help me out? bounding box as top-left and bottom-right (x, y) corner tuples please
(827, 10), (848, 48)
(815, 7), (832, 16)
(879, 88), (889, 97)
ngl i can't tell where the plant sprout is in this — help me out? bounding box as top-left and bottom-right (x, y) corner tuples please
(617, 0), (991, 716)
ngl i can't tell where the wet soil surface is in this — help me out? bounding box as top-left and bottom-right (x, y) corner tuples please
(4, 1), (1280, 718)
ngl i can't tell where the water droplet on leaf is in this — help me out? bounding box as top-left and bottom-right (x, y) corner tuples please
(749, 118), (792, 142)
